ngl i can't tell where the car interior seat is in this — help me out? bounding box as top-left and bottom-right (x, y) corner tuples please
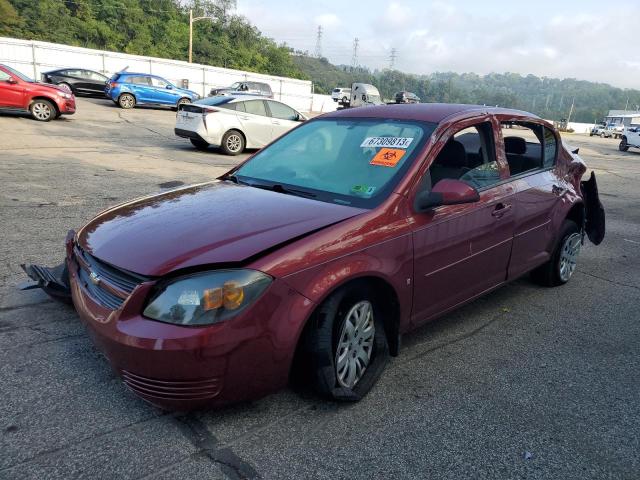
(430, 139), (470, 184)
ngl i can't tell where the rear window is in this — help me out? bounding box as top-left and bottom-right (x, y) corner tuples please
(128, 76), (151, 85)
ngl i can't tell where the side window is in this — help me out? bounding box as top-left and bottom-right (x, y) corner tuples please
(267, 101), (297, 121)
(65, 69), (82, 77)
(234, 101), (246, 112)
(220, 102), (237, 111)
(543, 127), (557, 168)
(0, 70), (11, 81)
(130, 76), (151, 85)
(87, 71), (106, 81)
(151, 77), (169, 88)
(501, 121), (544, 175)
(430, 122), (500, 190)
(261, 83), (272, 95)
(244, 100), (267, 117)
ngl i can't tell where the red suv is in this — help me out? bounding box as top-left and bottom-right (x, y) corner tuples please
(0, 64), (76, 121)
(25, 104), (604, 410)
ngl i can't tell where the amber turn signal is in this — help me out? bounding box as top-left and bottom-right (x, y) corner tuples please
(203, 287), (223, 311)
(223, 281), (244, 310)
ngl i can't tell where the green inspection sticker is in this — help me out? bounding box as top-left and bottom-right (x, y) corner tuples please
(351, 185), (376, 196)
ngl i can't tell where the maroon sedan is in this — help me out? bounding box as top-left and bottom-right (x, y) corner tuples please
(25, 104), (604, 410)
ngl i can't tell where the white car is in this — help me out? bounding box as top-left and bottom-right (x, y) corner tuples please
(174, 96), (306, 155)
(619, 125), (640, 152)
(331, 87), (351, 103)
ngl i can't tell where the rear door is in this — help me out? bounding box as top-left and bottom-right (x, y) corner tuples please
(410, 118), (517, 324)
(265, 100), (301, 139)
(84, 70), (108, 94)
(236, 100), (273, 147)
(127, 76), (154, 103)
(0, 68), (24, 108)
(498, 120), (562, 279)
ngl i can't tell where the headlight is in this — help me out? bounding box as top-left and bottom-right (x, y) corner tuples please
(57, 91), (72, 99)
(143, 269), (272, 326)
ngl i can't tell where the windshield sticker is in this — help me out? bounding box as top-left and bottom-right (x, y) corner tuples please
(361, 137), (414, 149)
(351, 185), (376, 196)
(370, 148), (406, 167)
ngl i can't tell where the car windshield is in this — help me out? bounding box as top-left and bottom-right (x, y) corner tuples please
(234, 118), (436, 208)
(195, 96), (235, 106)
(4, 65), (33, 82)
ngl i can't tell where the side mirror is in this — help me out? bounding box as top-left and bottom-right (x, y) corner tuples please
(415, 179), (480, 211)
(166, 84), (173, 89)
(6, 77), (17, 84)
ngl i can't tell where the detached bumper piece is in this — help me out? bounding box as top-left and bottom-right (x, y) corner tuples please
(20, 262), (72, 304)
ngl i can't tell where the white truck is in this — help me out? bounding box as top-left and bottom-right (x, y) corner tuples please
(619, 125), (640, 152)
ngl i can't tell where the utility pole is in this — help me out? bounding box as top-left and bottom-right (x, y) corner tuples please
(314, 25), (323, 58)
(189, 9), (216, 63)
(351, 38), (359, 68)
(567, 97), (575, 124)
(389, 48), (397, 70)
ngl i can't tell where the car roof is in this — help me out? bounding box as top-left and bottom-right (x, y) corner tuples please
(323, 103), (538, 123)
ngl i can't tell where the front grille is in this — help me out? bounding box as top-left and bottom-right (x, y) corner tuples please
(121, 370), (222, 401)
(74, 246), (148, 310)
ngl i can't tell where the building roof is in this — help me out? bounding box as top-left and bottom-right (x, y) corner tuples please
(607, 110), (640, 117)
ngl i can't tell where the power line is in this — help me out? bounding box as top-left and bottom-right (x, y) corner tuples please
(389, 47), (397, 69)
(351, 37), (359, 67)
(314, 25), (323, 58)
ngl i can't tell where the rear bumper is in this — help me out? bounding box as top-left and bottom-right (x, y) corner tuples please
(66, 244), (314, 410)
(174, 128), (205, 141)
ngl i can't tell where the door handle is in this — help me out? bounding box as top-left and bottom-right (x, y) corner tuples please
(491, 203), (512, 218)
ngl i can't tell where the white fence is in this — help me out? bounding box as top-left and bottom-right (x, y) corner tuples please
(0, 36), (335, 113)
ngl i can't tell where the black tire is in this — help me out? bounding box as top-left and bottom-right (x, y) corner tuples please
(341, 96), (348, 103)
(190, 138), (209, 150)
(118, 93), (136, 109)
(176, 97), (191, 109)
(531, 219), (581, 287)
(303, 283), (389, 401)
(58, 82), (74, 95)
(619, 138), (629, 152)
(30, 99), (56, 122)
(220, 130), (245, 155)
(600, 132), (605, 138)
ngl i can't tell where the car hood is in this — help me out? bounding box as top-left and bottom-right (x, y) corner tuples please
(34, 82), (69, 93)
(77, 181), (365, 276)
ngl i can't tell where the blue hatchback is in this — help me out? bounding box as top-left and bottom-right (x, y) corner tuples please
(105, 72), (200, 109)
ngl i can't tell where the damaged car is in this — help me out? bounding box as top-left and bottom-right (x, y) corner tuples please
(23, 103), (605, 410)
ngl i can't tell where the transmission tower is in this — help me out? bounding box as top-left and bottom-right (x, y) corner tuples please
(315, 25), (323, 58)
(389, 48), (397, 69)
(351, 38), (359, 68)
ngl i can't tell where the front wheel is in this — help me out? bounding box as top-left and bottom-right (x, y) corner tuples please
(531, 220), (581, 286)
(619, 138), (629, 152)
(30, 99), (56, 121)
(118, 93), (136, 109)
(220, 130), (245, 155)
(304, 284), (389, 401)
(176, 97), (191, 110)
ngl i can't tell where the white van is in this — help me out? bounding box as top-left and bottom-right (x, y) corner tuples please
(350, 83), (383, 107)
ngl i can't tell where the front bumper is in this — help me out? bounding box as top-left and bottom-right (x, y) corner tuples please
(66, 243), (314, 410)
(56, 97), (76, 114)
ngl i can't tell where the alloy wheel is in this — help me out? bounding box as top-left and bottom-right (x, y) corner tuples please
(226, 134), (242, 153)
(32, 102), (52, 121)
(335, 300), (375, 388)
(120, 95), (134, 108)
(559, 232), (581, 282)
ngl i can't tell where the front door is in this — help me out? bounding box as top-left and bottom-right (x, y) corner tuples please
(150, 77), (179, 105)
(410, 119), (517, 325)
(265, 100), (301, 140)
(236, 100), (274, 147)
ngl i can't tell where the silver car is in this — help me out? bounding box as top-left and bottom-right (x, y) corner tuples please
(174, 96), (306, 155)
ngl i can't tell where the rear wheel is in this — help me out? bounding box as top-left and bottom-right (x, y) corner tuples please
(303, 283), (389, 401)
(190, 138), (209, 150)
(619, 138), (629, 152)
(531, 220), (581, 287)
(58, 82), (74, 94)
(118, 93), (135, 109)
(176, 97), (191, 109)
(220, 130), (245, 155)
(342, 96), (348, 103)
(30, 99), (56, 122)
(600, 132), (605, 138)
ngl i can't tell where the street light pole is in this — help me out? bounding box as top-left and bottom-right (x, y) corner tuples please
(189, 9), (216, 63)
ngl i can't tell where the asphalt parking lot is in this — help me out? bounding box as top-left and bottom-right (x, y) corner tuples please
(1, 98), (639, 480)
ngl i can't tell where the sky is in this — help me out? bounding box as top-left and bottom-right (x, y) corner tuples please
(236, 0), (640, 89)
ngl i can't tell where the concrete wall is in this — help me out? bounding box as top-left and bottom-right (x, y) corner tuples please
(0, 36), (336, 113)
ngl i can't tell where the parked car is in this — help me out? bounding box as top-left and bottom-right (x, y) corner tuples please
(331, 87), (351, 103)
(619, 125), (640, 152)
(395, 91), (420, 104)
(589, 124), (613, 138)
(41, 68), (109, 96)
(0, 64), (76, 121)
(174, 95), (306, 155)
(209, 81), (273, 98)
(25, 103), (604, 410)
(105, 72), (200, 109)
